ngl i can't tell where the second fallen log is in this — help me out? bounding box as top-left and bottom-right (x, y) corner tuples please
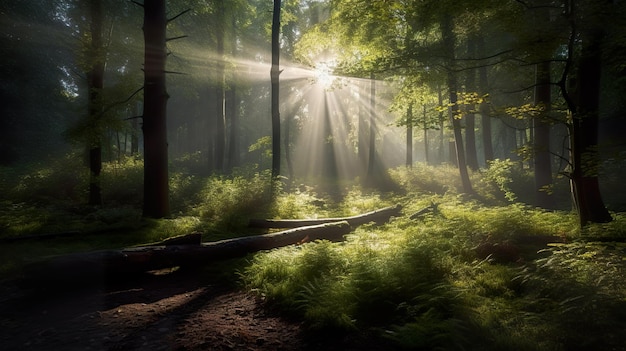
(248, 204), (403, 228)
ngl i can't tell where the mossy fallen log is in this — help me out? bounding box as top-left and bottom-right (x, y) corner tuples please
(248, 204), (403, 228)
(22, 221), (351, 283)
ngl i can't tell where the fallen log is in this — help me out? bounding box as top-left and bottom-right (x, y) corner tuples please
(23, 221), (351, 283)
(248, 204), (403, 228)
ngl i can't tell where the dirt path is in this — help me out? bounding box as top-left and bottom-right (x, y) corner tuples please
(0, 271), (304, 351)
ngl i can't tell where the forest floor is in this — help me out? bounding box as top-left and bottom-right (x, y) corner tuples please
(0, 268), (388, 351)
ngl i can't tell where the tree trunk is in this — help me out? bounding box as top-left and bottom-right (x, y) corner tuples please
(358, 80), (368, 171)
(131, 102), (140, 155)
(442, 16), (473, 194)
(477, 36), (494, 163)
(226, 86), (239, 171)
(88, 0), (104, 206)
(406, 103), (413, 168)
(214, 0), (226, 173)
(423, 105), (429, 165)
(437, 84), (445, 164)
(25, 222), (352, 283)
(142, 0), (170, 218)
(249, 204), (402, 228)
(226, 14), (239, 172)
(367, 72), (377, 179)
(270, 0), (282, 180)
(534, 60), (554, 208)
(464, 38), (479, 171)
(568, 5), (612, 226)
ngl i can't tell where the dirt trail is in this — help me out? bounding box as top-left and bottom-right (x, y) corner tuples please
(0, 271), (303, 351)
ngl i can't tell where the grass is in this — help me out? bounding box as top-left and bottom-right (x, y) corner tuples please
(1, 154), (626, 350)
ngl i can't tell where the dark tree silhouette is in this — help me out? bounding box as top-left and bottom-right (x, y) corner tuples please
(87, 0), (104, 206)
(271, 0), (282, 181)
(565, 0), (612, 226)
(141, 0), (170, 218)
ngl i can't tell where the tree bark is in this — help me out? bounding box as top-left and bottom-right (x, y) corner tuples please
(88, 0), (104, 206)
(406, 103), (413, 168)
(249, 204), (402, 228)
(569, 23), (611, 225)
(442, 16), (473, 194)
(422, 105), (430, 165)
(24, 222), (352, 282)
(533, 60), (554, 208)
(142, 0), (170, 218)
(214, 0), (226, 173)
(367, 72), (377, 179)
(477, 36), (494, 164)
(270, 0), (282, 180)
(464, 38), (479, 171)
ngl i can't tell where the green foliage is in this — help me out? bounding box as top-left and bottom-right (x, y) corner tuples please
(244, 194), (609, 350)
(480, 159), (521, 202)
(2, 154), (626, 350)
(193, 169), (272, 233)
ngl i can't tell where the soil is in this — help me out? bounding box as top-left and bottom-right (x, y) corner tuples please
(0, 269), (390, 351)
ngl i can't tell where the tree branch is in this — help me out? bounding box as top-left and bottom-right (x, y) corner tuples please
(166, 35), (188, 42)
(130, 0), (144, 8)
(100, 86), (144, 117)
(168, 9), (191, 23)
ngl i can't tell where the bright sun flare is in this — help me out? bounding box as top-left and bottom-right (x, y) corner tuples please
(314, 61), (335, 89)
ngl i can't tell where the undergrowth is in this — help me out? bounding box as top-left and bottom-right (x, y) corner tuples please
(1, 154), (626, 350)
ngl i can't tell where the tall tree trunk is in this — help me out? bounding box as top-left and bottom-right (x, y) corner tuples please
(442, 16), (472, 194)
(568, 1), (612, 226)
(406, 103), (413, 168)
(423, 105), (429, 164)
(322, 92), (337, 180)
(88, 0), (104, 206)
(534, 60), (554, 208)
(131, 102), (140, 155)
(367, 72), (376, 179)
(358, 80), (368, 172)
(477, 36), (494, 164)
(214, 0), (226, 173)
(226, 86), (239, 171)
(142, 0), (169, 218)
(284, 98), (294, 183)
(464, 38), (479, 171)
(270, 0), (282, 181)
(437, 84), (445, 164)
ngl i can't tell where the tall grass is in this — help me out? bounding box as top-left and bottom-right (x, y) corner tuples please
(2, 154), (626, 349)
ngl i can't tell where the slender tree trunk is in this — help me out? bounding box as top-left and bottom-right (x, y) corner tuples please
(142, 0), (170, 218)
(534, 60), (554, 208)
(214, 0), (226, 173)
(423, 105), (429, 164)
(226, 15), (238, 172)
(406, 103), (413, 168)
(270, 0), (282, 181)
(442, 16), (472, 194)
(358, 80), (367, 172)
(226, 86), (239, 171)
(131, 102), (140, 155)
(88, 0), (104, 206)
(367, 72), (376, 179)
(322, 92), (337, 180)
(464, 38), (479, 171)
(477, 36), (493, 164)
(284, 99), (294, 183)
(437, 84), (445, 164)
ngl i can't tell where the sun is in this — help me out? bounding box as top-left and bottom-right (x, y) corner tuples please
(314, 61), (336, 89)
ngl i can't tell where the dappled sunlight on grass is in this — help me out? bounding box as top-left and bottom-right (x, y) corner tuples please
(2, 156), (626, 350)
